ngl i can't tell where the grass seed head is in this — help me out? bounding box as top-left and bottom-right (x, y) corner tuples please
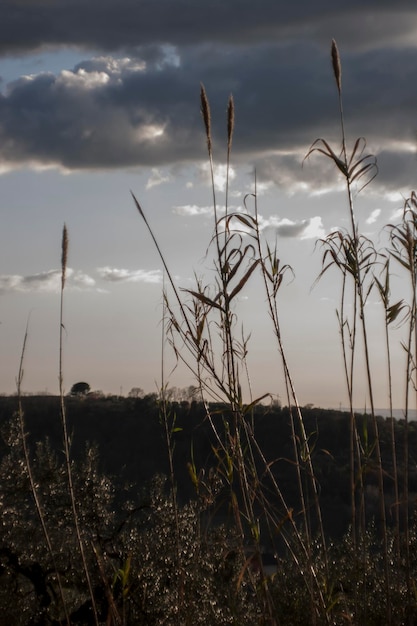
(331, 39), (342, 93)
(200, 84), (212, 156)
(61, 224), (68, 288)
(227, 94), (235, 152)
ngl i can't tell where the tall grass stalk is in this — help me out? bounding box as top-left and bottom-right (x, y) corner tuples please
(248, 178), (330, 613)
(387, 194), (417, 604)
(134, 86), (335, 624)
(16, 319), (70, 625)
(374, 258), (404, 567)
(198, 86), (278, 622)
(308, 39), (391, 621)
(59, 224), (100, 626)
(159, 273), (183, 608)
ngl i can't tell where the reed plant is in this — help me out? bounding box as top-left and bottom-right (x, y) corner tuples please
(15, 319), (71, 624)
(386, 193), (417, 607)
(132, 38), (417, 625)
(307, 39), (395, 621)
(133, 86), (336, 624)
(59, 225), (101, 625)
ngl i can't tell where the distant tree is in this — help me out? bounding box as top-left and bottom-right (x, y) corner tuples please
(163, 386), (178, 402)
(89, 390), (105, 399)
(128, 387), (144, 398)
(70, 382), (91, 397)
(186, 385), (200, 401)
(270, 396), (282, 410)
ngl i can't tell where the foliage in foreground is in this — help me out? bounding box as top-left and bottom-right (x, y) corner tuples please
(2, 405), (417, 625)
(0, 417), (262, 625)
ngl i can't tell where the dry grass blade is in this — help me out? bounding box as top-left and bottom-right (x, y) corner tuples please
(184, 289), (224, 311)
(306, 136), (377, 193)
(58, 225), (100, 626)
(228, 259), (260, 301)
(226, 211), (258, 239)
(16, 318), (71, 624)
(305, 138), (347, 177)
(131, 192), (179, 299)
(220, 243), (256, 285)
(347, 138), (378, 189)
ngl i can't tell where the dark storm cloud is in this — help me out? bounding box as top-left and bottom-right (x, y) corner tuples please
(0, 55), (205, 169)
(0, 2), (416, 196)
(0, 1), (416, 54)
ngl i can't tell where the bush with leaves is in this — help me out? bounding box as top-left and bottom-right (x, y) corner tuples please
(0, 413), (266, 625)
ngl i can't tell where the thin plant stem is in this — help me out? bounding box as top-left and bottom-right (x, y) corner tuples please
(160, 275), (182, 603)
(16, 318), (70, 625)
(59, 224), (99, 626)
(375, 259), (401, 567)
(332, 39), (391, 620)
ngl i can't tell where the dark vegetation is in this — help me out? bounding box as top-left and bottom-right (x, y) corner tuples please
(2, 395), (416, 539)
(1, 395), (417, 624)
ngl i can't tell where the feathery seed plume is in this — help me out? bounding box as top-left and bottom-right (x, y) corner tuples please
(61, 224), (68, 289)
(200, 84), (212, 156)
(331, 39), (342, 93)
(227, 94), (235, 152)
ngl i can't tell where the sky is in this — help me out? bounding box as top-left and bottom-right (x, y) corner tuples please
(1, 1), (417, 409)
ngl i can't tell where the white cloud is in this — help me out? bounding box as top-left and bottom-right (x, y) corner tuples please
(387, 191), (405, 204)
(299, 216), (326, 240)
(97, 267), (162, 284)
(135, 123), (166, 143)
(72, 272), (96, 288)
(227, 213), (326, 239)
(254, 181), (274, 195)
(198, 163), (236, 192)
(172, 194), (325, 239)
(366, 208), (381, 225)
(0, 268), (96, 294)
(146, 167), (171, 189)
(259, 214), (325, 239)
(390, 207), (404, 221)
(56, 68), (110, 90)
(173, 204), (213, 217)
(173, 204), (229, 217)
(76, 57), (147, 75)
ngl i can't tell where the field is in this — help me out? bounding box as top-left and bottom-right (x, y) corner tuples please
(2, 40), (417, 625)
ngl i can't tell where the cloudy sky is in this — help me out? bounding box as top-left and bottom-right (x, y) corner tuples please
(1, 1), (417, 409)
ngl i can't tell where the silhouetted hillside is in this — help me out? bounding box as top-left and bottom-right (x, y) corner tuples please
(1, 394), (415, 540)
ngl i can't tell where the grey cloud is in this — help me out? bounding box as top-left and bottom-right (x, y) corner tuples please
(0, 269), (96, 294)
(97, 267), (162, 284)
(258, 215), (325, 239)
(0, 10), (416, 190)
(146, 167), (172, 189)
(273, 221), (308, 238)
(173, 205), (214, 217)
(371, 150), (417, 195)
(0, 2), (416, 55)
(171, 205), (325, 240)
(228, 213), (325, 239)
(0, 53), (205, 169)
(256, 142), (417, 198)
